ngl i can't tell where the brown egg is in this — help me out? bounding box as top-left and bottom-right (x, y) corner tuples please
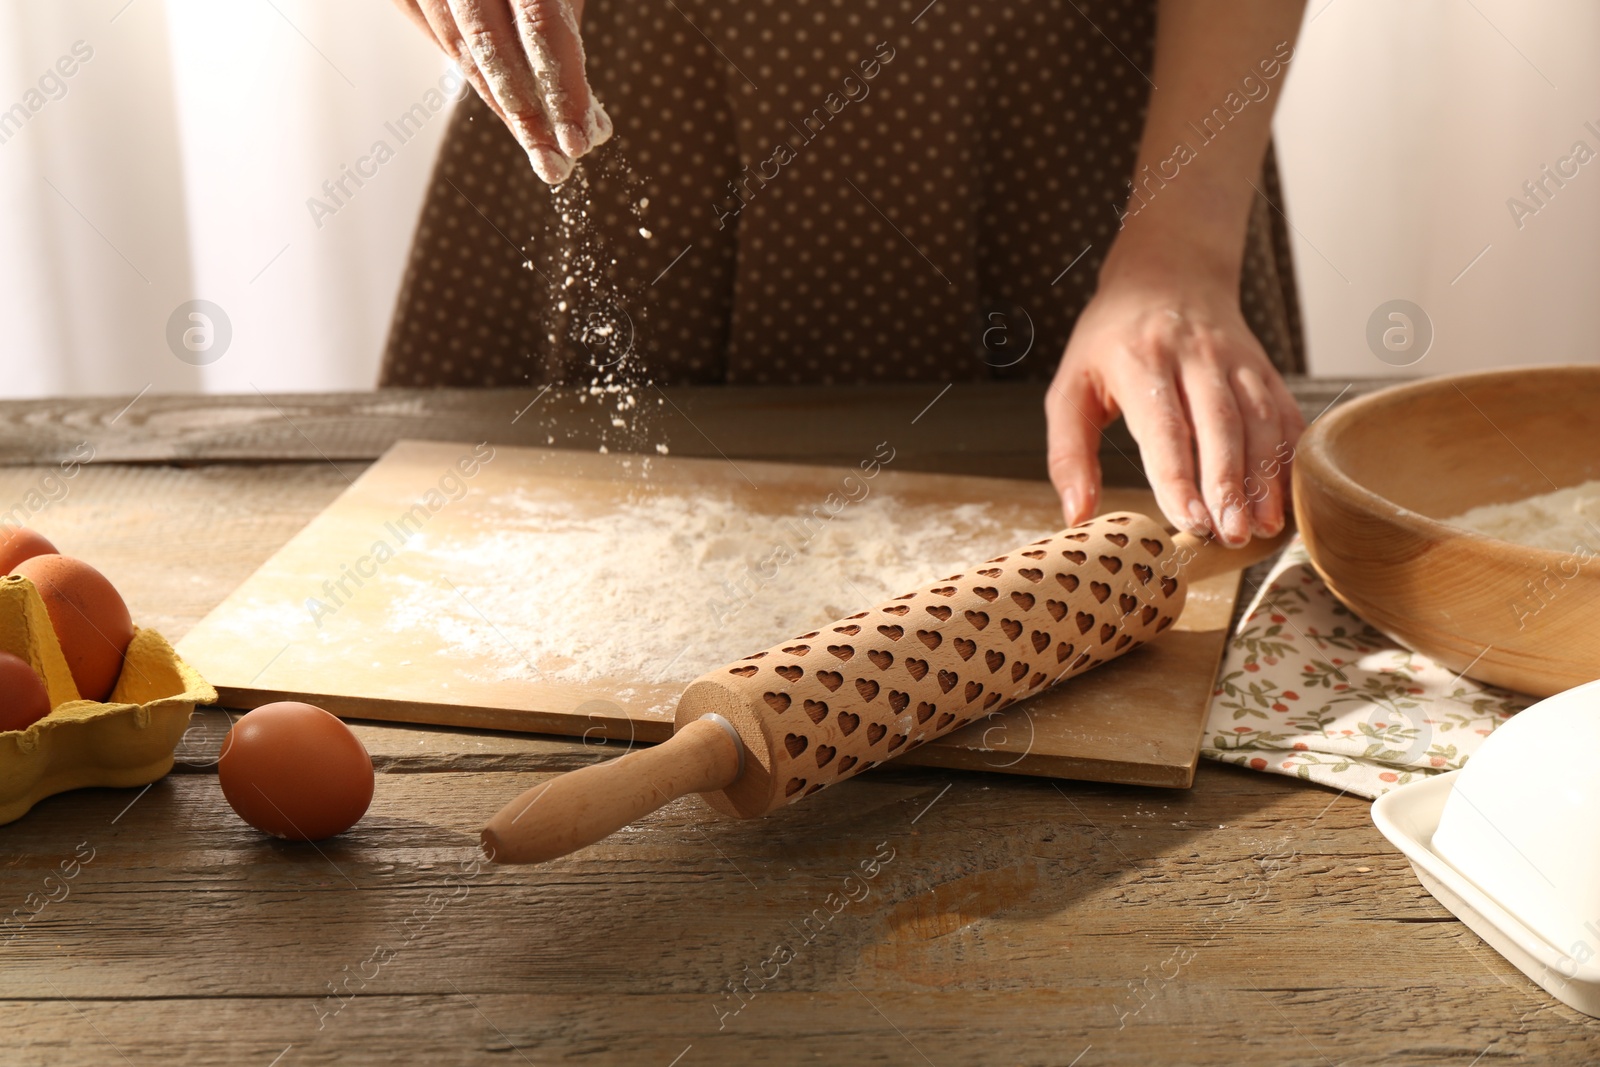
(0, 527), (57, 573)
(217, 702), (374, 841)
(0, 651), (51, 732)
(11, 555), (132, 702)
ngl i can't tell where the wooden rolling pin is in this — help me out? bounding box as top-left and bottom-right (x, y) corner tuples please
(483, 511), (1285, 863)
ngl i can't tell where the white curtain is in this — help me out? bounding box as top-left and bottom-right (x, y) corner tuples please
(1276, 0), (1600, 377)
(0, 0), (451, 397)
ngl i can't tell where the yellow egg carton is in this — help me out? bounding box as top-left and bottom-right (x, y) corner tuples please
(0, 574), (216, 826)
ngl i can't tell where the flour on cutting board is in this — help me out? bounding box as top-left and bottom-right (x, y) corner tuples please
(382, 487), (1047, 691)
(1446, 478), (1600, 553)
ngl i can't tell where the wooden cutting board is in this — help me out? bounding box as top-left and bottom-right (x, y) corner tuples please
(177, 440), (1245, 787)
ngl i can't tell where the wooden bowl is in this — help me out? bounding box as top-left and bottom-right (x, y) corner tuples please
(1293, 365), (1600, 697)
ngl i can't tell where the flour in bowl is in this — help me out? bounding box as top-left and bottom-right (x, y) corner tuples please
(381, 486), (1048, 689)
(1446, 478), (1600, 552)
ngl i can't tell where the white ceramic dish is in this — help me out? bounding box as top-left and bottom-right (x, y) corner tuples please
(1373, 679), (1600, 1017)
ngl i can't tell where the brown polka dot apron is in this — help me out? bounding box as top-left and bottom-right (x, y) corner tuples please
(380, 0), (1304, 388)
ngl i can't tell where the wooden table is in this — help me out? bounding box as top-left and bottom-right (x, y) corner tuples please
(4, 380), (1594, 1066)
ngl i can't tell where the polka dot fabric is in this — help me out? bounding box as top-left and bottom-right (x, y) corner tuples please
(380, 0), (1305, 388)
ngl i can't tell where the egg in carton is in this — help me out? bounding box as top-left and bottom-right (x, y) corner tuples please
(0, 574), (216, 825)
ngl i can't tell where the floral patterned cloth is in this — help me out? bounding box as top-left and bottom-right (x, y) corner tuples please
(1201, 538), (1534, 799)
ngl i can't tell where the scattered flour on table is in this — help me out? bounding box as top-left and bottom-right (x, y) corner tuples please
(1446, 478), (1600, 553)
(382, 487), (1047, 691)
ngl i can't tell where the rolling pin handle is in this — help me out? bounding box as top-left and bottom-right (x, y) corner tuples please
(1169, 526), (1292, 584)
(481, 713), (745, 865)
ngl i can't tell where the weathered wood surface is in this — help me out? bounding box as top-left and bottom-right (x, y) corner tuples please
(5, 380), (1596, 1066)
(0, 377), (1372, 479)
(2, 765), (1589, 1065)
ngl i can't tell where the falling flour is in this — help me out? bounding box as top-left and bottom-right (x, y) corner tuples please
(381, 487), (1047, 694)
(1446, 478), (1600, 553)
(526, 147), (664, 459)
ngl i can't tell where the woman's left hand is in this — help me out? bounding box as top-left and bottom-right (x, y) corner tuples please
(1044, 245), (1305, 547)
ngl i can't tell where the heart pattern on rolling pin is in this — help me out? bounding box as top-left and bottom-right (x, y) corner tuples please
(704, 512), (1184, 808)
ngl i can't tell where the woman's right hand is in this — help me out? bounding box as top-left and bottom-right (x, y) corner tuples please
(390, 0), (612, 184)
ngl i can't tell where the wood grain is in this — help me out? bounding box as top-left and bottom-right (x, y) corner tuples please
(7, 379), (1586, 1066)
(0, 378), (1376, 475)
(175, 442), (1246, 788)
(2, 765), (1594, 1065)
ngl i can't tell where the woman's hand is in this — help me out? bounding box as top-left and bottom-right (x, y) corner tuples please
(1047, 0), (1309, 545)
(390, 0), (611, 184)
(1045, 246), (1305, 547)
